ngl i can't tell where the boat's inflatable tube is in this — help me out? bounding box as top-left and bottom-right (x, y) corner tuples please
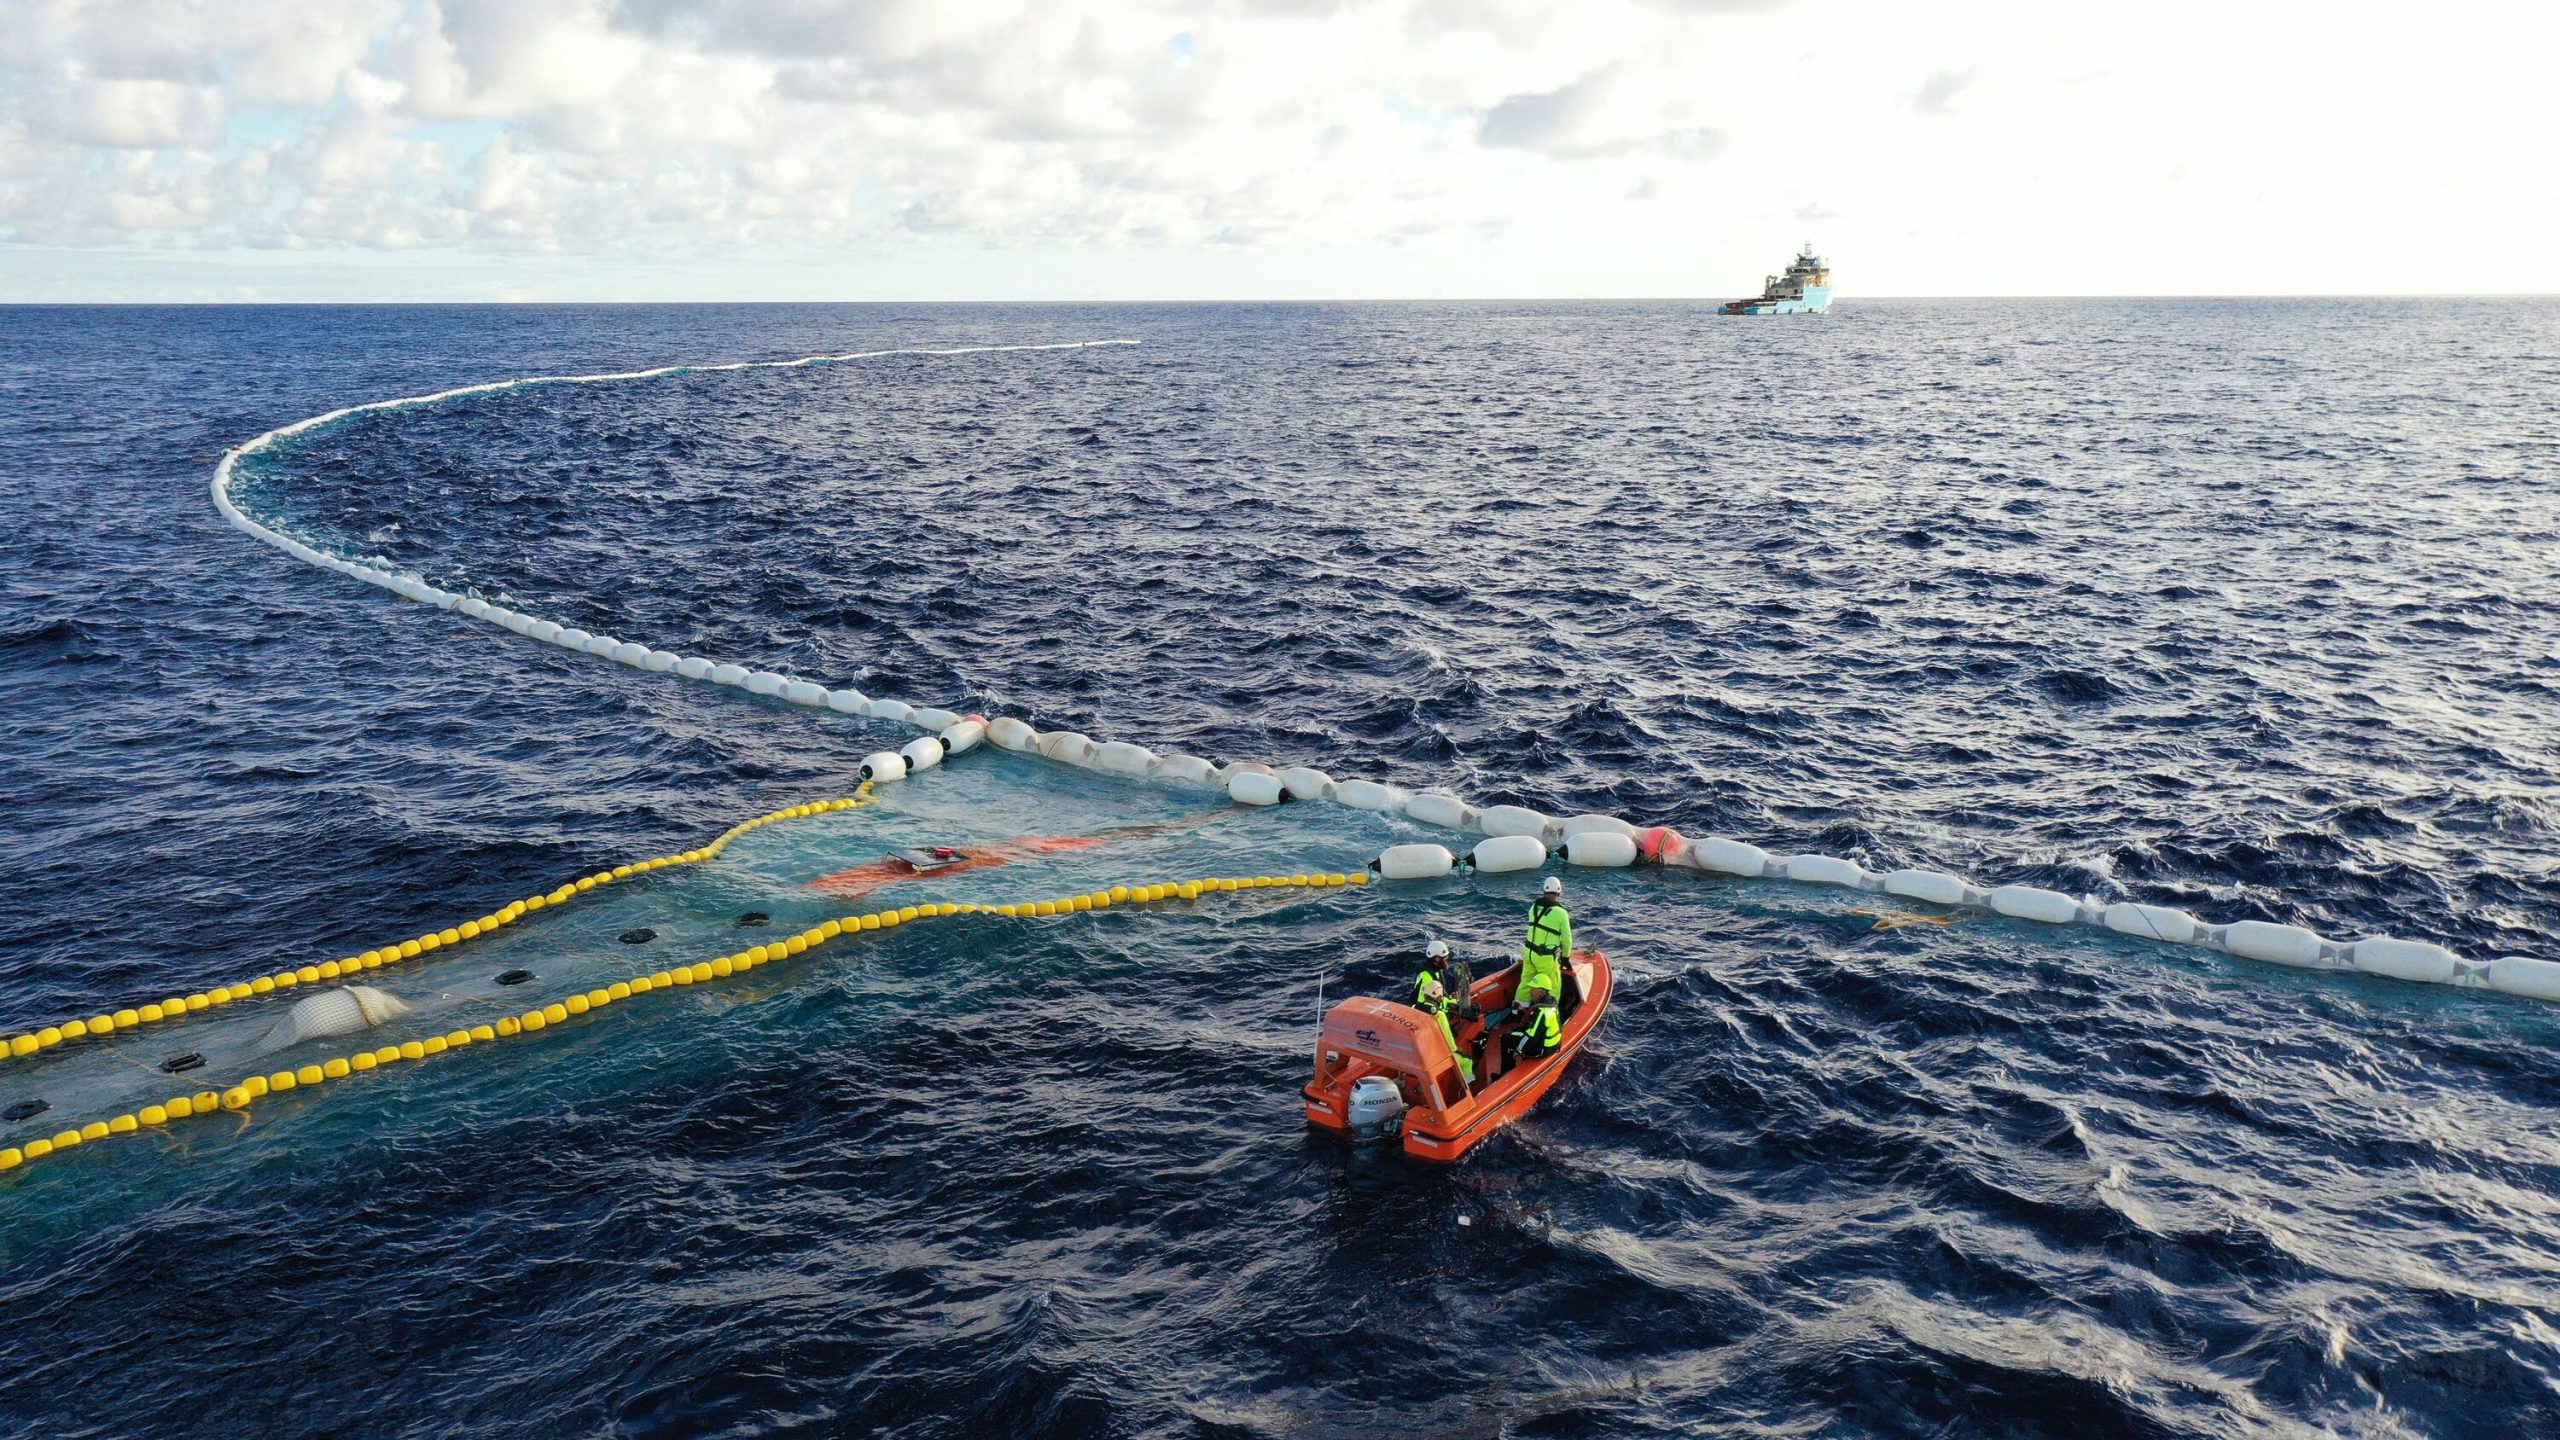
(1478, 805), (1554, 842)
(1229, 770), (1285, 806)
(2102, 903), (2200, 945)
(253, 986), (409, 1057)
(1376, 844), (1457, 881)
(1565, 831), (1638, 867)
(1279, 767), (1334, 801)
(2349, 937), (2460, 985)
(860, 751), (907, 784)
(987, 718), (1039, 753)
(2224, 921), (2328, 968)
(1687, 838), (1771, 878)
(1094, 741), (1156, 778)
(899, 737), (944, 772)
(1988, 885), (2080, 925)
(1405, 792), (1476, 831)
(1471, 834), (1548, 874)
(1334, 780), (1405, 812)
(1783, 855), (1865, 889)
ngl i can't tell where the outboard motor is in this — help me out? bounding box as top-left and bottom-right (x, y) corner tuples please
(1345, 1075), (1407, 1144)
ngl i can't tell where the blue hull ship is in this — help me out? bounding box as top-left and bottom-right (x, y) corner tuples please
(1721, 244), (1833, 314)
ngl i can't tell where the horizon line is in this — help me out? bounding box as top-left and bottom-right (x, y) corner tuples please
(6, 292), (2558, 308)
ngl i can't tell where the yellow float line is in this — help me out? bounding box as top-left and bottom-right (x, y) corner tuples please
(0, 783), (876, 1065)
(0, 868), (1368, 1177)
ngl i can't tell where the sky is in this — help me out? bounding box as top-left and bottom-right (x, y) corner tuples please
(2, 0), (2555, 302)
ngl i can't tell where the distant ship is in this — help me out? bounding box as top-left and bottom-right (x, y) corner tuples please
(1719, 244), (1833, 315)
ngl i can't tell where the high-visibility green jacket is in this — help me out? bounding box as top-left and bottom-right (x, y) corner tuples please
(1518, 900), (1570, 1005)
(1411, 966), (1447, 1011)
(1517, 997), (1561, 1050)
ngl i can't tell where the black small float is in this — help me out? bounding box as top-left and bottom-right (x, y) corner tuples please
(619, 927), (656, 944)
(160, 1052), (206, 1075)
(734, 912), (769, 928)
(2, 1099), (48, 1124)
(495, 969), (535, 986)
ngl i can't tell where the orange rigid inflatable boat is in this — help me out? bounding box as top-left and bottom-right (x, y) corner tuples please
(1303, 950), (1611, 1163)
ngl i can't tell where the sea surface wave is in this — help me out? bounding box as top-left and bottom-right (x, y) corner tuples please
(1, 300), (2556, 1438)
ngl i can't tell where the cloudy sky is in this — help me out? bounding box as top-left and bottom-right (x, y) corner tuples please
(3, 0), (2554, 301)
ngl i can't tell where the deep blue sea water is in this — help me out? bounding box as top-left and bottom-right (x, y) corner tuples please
(1, 300), (2556, 1439)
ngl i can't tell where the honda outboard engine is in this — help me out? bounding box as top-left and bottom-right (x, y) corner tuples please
(1345, 1075), (1407, 1144)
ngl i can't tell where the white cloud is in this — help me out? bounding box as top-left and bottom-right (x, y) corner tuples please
(0, 0), (2554, 298)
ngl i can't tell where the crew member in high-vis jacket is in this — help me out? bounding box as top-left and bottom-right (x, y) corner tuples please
(1506, 875), (1570, 1064)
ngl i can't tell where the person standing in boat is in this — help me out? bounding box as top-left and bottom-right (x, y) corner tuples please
(1491, 876), (1570, 1077)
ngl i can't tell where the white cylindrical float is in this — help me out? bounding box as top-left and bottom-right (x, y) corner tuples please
(1279, 767), (1335, 801)
(909, 707), (961, 733)
(782, 680), (828, 706)
(860, 751), (907, 784)
(867, 698), (913, 724)
(1229, 770), (1285, 806)
(557, 629), (595, 651)
(1040, 732), (1098, 767)
(1405, 792), (1476, 832)
(1471, 834), (1548, 874)
(674, 656), (713, 680)
(583, 636), (620, 657)
(1687, 838), (1771, 877)
(744, 671), (787, 697)
(1478, 806), (1554, 841)
(1334, 779), (1405, 812)
(2223, 921), (2328, 968)
(1884, 870), (1969, 906)
(2348, 937), (2461, 985)
(1376, 844), (1457, 881)
(528, 621), (564, 643)
(1988, 885), (2080, 924)
(987, 717), (1039, 753)
(611, 642), (652, 667)
(1154, 754), (1217, 787)
(460, 598), (491, 619)
(708, 663), (749, 686)
(641, 650), (681, 673)
(940, 719), (986, 755)
(2101, 903), (2201, 945)
(2485, 957), (2560, 1002)
(825, 689), (869, 714)
(900, 737), (944, 772)
(1561, 814), (1638, 840)
(1784, 855), (1867, 889)
(1094, 741), (1157, 777)
(1565, 832), (1639, 867)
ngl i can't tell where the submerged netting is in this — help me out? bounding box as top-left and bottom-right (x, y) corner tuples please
(6, 337), (2550, 1180)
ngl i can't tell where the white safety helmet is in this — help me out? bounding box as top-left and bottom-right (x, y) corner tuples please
(1542, 875), (1563, 895)
(1425, 938), (1450, 960)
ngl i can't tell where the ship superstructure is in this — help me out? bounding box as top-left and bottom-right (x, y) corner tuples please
(1720, 244), (1833, 315)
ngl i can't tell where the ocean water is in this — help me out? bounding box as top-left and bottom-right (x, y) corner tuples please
(1, 299), (2556, 1439)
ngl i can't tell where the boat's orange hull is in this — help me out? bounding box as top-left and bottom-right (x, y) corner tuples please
(1304, 950), (1610, 1164)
